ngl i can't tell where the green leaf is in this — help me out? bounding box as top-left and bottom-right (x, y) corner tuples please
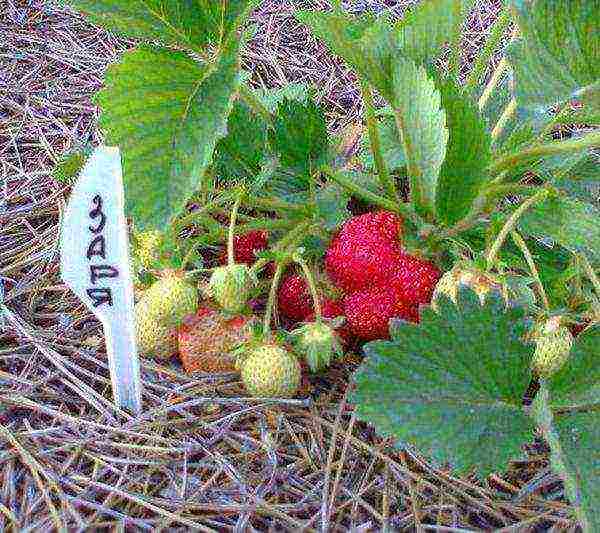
(518, 196), (600, 261)
(52, 144), (95, 184)
(96, 42), (241, 231)
(269, 98), (329, 178)
(435, 79), (492, 225)
(294, 9), (398, 102)
(351, 288), (534, 475)
(547, 325), (600, 408)
(255, 83), (310, 113)
(532, 386), (600, 531)
(212, 99), (267, 183)
(508, 0), (600, 108)
(60, 0), (255, 51)
(359, 116), (406, 172)
(391, 58), (448, 217)
(395, 0), (471, 64)
(314, 184), (350, 231)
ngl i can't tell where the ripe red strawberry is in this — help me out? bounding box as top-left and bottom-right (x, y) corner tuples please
(343, 287), (418, 341)
(325, 211), (403, 293)
(278, 274), (314, 321)
(306, 298), (353, 346)
(220, 230), (268, 266)
(340, 210), (402, 243)
(390, 254), (442, 306)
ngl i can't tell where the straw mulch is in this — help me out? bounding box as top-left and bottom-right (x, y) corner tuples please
(0, 1), (579, 530)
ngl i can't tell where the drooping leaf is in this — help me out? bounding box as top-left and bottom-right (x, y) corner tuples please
(532, 387), (600, 530)
(314, 184), (351, 230)
(518, 195), (600, 261)
(52, 144), (95, 184)
(351, 288), (534, 475)
(395, 0), (472, 64)
(508, 0), (600, 108)
(435, 79), (492, 225)
(359, 116), (406, 172)
(294, 9), (398, 102)
(547, 325), (600, 408)
(269, 98), (329, 178)
(212, 99), (268, 183)
(391, 58), (448, 217)
(96, 42), (241, 230)
(59, 0), (256, 51)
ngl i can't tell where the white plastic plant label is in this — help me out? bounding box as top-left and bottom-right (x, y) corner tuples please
(60, 146), (142, 415)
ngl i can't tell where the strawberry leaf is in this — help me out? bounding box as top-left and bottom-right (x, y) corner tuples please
(359, 116), (406, 173)
(518, 196), (600, 261)
(532, 386), (600, 530)
(351, 288), (534, 476)
(435, 79), (492, 226)
(547, 325), (600, 408)
(314, 184), (351, 231)
(507, 0), (599, 108)
(59, 0), (256, 51)
(395, 0), (473, 65)
(391, 58), (448, 218)
(96, 42), (241, 231)
(213, 99), (268, 183)
(269, 98), (329, 179)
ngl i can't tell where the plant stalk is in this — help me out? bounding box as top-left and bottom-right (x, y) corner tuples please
(510, 230), (549, 310)
(491, 97), (517, 141)
(486, 188), (549, 267)
(579, 253), (600, 301)
(489, 131), (600, 177)
(466, 5), (511, 91)
(297, 258), (322, 322)
(263, 262), (285, 338)
(227, 192), (244, 266)
(360, 80), (397, 201)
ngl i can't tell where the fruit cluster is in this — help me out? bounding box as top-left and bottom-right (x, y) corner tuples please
(277, 211), (442, 341)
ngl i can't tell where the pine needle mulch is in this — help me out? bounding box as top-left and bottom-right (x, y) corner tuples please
(0, 1), (578, 530)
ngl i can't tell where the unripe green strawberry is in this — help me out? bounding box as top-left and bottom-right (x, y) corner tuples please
(137, 271), (198, 328)
(133, 230), (163, 270)
(240, 344), (301, 398)
(290, 321), (343, 373)
(135, 308), (178, 359)
(208, 264), (253, 314)
(432, 267), (506, 310)
(531, 316), (573, 377)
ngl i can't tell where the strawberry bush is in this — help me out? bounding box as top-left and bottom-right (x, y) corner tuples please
(59, 0), (599, 528)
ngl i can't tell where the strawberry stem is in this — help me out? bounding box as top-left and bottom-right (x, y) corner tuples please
(486, 188), (549, 268)
(263, 262), (285, 338)
(296, 258), (322, 322)
(510, 230), (550, 310)
(578, 253), (600, 301)
(227, 191), (244, 266)
(360, 80), (398, 202)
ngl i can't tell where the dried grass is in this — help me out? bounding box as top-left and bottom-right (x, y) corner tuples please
(0, 0), (579, 530)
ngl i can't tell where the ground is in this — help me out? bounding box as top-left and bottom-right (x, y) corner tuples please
(0, 1), (577, 530)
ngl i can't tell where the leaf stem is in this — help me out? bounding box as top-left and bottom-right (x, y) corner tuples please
(486, 189), (549, 267)
(510, 230), (549, 310)
(324, 168), (423, 227)
(489, 131), (600, 177)
(466, 5), (511, 91)
(239, 84), (273, 126)
(578, 253), (600, 301)
(227, 191), (244, 266)
(296, 257), (321, 322)
(263, 262), (284, 339)
(491, 97), (517, 141)
(478, 57), (508, 112)
(360, 80), (397, 201)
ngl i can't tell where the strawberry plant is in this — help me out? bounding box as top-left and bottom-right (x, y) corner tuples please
(60, 0), (599, 528)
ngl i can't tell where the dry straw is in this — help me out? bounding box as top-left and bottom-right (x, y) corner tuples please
(0, 0), (577, 530)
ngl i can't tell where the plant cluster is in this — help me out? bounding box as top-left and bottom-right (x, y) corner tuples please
(59, 0), (599, 528)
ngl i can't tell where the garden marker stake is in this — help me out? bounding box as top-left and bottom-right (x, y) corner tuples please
(60, 146), (142, 415)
